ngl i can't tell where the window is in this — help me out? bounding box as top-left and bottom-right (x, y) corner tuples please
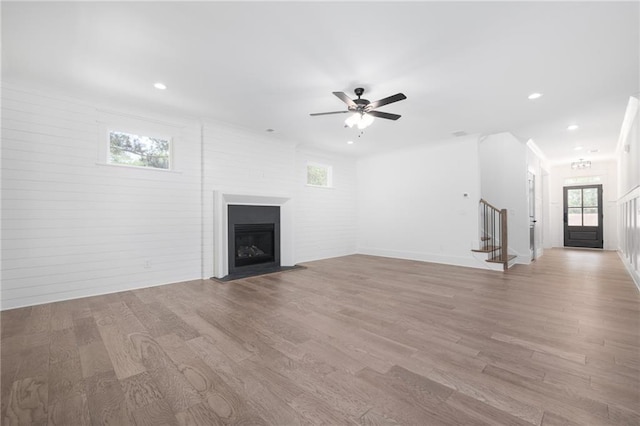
(306, 163), (332, 187)
(567, 186), (600, 227)
(564, 176), (601, 186)
(108, 130), (171, 170)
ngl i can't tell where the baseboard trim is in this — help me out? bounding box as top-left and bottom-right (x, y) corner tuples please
(357, 247), (483, 270)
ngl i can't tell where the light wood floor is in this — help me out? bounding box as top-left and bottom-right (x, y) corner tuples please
(2, 248), (639, 425)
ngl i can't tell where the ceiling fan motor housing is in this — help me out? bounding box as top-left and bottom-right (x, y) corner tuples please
(309, 87), (405, 121)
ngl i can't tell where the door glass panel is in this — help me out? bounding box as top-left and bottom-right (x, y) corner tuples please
(583, 207), (599, 226)
(568, 208), (582, 226)
(567, 189), (582, 207)
(583, 188), (598, 207)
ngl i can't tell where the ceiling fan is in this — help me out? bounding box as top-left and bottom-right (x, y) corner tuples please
(310, 87), (407, 129)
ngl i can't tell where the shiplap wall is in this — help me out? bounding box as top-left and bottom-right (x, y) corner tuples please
(200, 120), (297, 278)
(200, 122), (358, 276)
(294, 148), (357, 262)
(1, 86), (363, 309)
(1, 86), (202, 309)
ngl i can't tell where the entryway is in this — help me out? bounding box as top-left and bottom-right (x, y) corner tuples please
(563, 184), (603, 248)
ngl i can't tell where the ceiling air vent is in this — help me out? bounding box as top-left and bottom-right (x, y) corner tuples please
(451, 130), (468, 137)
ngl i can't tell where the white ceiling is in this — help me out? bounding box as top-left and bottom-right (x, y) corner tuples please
(3, 2), (638, 164)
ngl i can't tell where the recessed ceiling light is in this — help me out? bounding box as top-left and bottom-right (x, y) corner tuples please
(154, 82), (167, 90)
(567, 124), (579, 131)
(347, 140), (354, 145)
(528, 93), (543, 100)
(574, 146), (583, 151)
(265, 128), (275, 132)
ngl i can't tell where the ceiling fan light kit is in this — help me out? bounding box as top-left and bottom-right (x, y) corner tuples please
(345, 112), (374, 129)
(310, 87), (406, 130)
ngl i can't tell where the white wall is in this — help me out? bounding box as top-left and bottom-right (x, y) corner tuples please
(356, 136), (481, 268)
(618, 96), (640, 197)
(548, 160), (618, 250)
(1, 86), (361, 309)
(1, 86), (203, 309)
(200, 120), (297, 279)
(616, 95), (639, 289)
(526, 143), (548, 258)
(294, 148), (357, 263)
(479, 133), (530, 263)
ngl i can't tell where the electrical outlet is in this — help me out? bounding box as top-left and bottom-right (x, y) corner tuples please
(144, 260), (152, 269)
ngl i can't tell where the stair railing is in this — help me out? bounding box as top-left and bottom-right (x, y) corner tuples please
(479, 199), (508, 262)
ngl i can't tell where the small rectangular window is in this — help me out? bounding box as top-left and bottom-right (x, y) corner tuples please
(307, 163), (332, 187)
(109, 130), (171, 170)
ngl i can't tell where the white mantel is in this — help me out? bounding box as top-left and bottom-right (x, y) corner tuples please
(212, 191), (294, 278)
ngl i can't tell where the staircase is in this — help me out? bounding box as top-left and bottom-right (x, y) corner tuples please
(472, 199), (517, 271)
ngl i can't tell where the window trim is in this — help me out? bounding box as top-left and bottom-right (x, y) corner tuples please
(106, 129), (173, 171)
(306, 162), (333, 188)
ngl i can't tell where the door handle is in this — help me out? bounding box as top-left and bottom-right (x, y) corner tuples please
(563, 213), (567, 223)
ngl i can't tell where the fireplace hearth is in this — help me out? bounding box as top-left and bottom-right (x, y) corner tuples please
(227, 205), (280, 278)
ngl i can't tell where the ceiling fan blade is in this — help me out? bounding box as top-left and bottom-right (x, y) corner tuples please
(333, 92), (357, 108)
(367, 110), (401, 120)
(310, 110), (350, 116)
(367, 93), (407, 110)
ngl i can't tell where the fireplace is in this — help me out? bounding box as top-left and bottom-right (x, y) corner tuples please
(227, 205), (280, 278)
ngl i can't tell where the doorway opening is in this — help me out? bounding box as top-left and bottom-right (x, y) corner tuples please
(563, 184), (603, 248)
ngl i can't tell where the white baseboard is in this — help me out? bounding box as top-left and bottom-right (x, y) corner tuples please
(357, 247), (483, 270)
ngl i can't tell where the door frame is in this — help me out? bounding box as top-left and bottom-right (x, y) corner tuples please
(563, 184), (604, 248)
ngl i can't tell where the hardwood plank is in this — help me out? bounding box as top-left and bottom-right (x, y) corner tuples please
(47, 356), (84, 405)
(47, 393), (91, 426)
(358, 409), (402, 426)
(49, 328), (79, 365)
(129, 332), (202, 414)
(491, 332), (587, 365)
(4, 376), (48, 426)
(120, 371), (164, 410)
(93, 305), (146, 380)
(355, 367), (460, 426)
(23, 304), (51, 334)
(72, 316), (102, 346)
(156, 333), (267, 425)
(1, 248), (638, 425)
(1, 307), (31, 339)
(49, 300), (77, 331)
(15, 343), (50, 380)
(130, 399), (178, 426)
(84, 371), (131, 426)
(425, 367), (544, 425)
(175, 402), (224, 426)
(444, 391), (533, 426)
(187, 335), (304, 426)
(78, 340), (114, 379)
(0, 353), (21, 421)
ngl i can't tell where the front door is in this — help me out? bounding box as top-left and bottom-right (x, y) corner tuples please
(563, 184), (603, 248)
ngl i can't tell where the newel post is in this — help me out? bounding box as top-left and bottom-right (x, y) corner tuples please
(500, 209), (508, 262)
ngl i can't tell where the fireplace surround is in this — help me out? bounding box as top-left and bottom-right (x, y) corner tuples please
(211, 192), (294, 279)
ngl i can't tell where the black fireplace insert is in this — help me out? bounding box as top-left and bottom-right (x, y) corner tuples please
(227, 205), (280, 277)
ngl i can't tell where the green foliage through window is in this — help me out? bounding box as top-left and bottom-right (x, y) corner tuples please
(109, 131), (170, 169)
(307, 164), (331, 187)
